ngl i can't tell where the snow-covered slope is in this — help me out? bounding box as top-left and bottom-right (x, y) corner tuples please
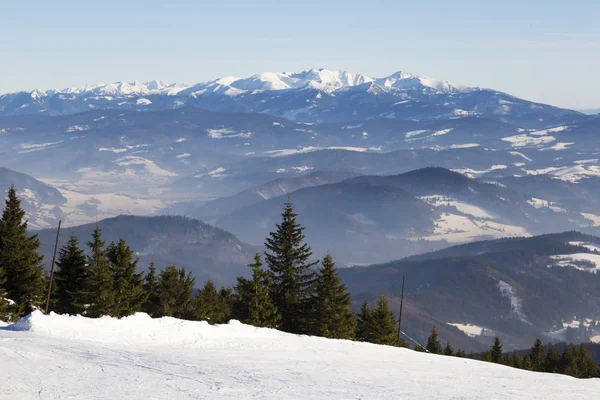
(1, 311), (598, 399)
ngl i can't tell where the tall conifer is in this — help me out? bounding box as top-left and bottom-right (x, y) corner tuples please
(106, 239), (146, 317)
(370, 296), (397, 346)
(264, 201), (317, 334)
(232, 253), (279, 327)
(85, 226), (114, 317)
(0, 186), (45, 315)
(312, 254), (356, 339)
(53, 236), (88, 315)
(155, 265), (194, 318)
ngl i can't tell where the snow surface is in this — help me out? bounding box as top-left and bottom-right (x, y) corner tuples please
(1, 311), (598, 399)
(581, 213), (600, 227)
(419, 213), (529, 243)
(447, 323), (491, 337)
(549, 253), (600, 273)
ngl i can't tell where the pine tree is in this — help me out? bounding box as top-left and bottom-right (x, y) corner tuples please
(106, 239), (147, 317)
(573, 344), (599, 378)
(530, 339), (546, 372)
(311, 254), (356, 339)
(264, 201), (317, 334)
(0, 256), (10, 321)
(456, 349), (466, 358)
(426, 327), (443, 354)
(232, 253), (279, 328)
(510, 351), (522, 369)
(218, 286), (233, 323)
(142, 260), (159, 317)
(355, 299), (373, 342)
(0, 186), (45, 315)
(444, 342), (454, 356)
(370, 296), (397, 346)
(155, 265), (194, 318)
(490, 336), (503, 364)
(52, 236), (89, 315)
(522, 354), (533, 370)
(545, 344), (560, 373)
(84, 226), (114, 317)
(192, 280), (230, 323)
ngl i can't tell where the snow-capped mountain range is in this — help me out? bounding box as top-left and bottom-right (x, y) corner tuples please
(0, 68), (587, 128)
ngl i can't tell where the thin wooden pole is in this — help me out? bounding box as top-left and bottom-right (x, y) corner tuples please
(45, 220), (61, 314)
(396, 275), (405, 346)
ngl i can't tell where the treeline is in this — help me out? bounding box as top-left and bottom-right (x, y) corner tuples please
(0, 190), (401, 346)
(0, 187), (598, 380)
(422, 328), (599, 379)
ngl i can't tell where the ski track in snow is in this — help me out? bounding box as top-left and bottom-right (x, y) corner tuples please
(0, 311), (599, 399)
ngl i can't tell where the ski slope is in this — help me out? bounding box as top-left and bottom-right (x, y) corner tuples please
(0, 312), (598, 399)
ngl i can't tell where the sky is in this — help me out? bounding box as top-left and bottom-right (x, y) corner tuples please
(1, 0), (599, 110)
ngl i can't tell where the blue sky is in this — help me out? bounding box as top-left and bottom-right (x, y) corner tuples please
(1, 0), (599, 109)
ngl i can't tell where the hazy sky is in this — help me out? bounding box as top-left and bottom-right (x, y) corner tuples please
(1, 0), (599, 109)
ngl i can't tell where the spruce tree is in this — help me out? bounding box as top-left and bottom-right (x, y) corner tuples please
(510, 351), (523, 369)
(0, 186), (45, 315)
(0, 259), (9, 321)
(574, 344), (599, 378)
(106, 239), (146, 317)
(264, 201), (317, 334)
(312, 254), (356, 339)
(545, 344), (560, 373)
(192, 280), (230, 323)
(355, 299), (373, 342)
(490, 336), (503, 364)
(426, 327), (443, 354)
(84, 226), (114, 317)
(52, 236), (89, 315)
(530, 339), (546, 372)
(219, 286), (234, 323)
(522, 354), (533, 370)
(232, 253), (279, 328)
(142, 260), (160, 317)
(456, 349), (466, 358)
(155, 265), (194, 318)
(370, 296), (397, 346)
(444, 342), (454, 356)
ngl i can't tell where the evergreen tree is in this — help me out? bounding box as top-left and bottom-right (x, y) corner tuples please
(311, 254), (356, 339)
(530, 339), (546, 372)
(426, 327), (443, 354)
(0, 186), (45, 315)
(479, 351), (492, 362)
(559, 345), (576, 376)
(370, 296), (397, 346)
(490, 336), (503, 364)
(522, 354), (533, 370)
(545, 344), (560, 373)
(510, 351), (523, 369)
(264, 201), (317, 334)
(192, 280), (230, 323)
(84, 226), (114, 317)
(444, 342), (454, 356)
(106, 239), (146, 317)
(142, 260), (159, 317)
(355, 299), (373, 343)
(573, 344), (599, 378)
(0, 257), (10, 321)
(154, 265), (195, 318)
(52, 236), (89, 315)
(456, 349), (466, 358)
(232, 253), (279, 328)
(218, 286), (233, 323)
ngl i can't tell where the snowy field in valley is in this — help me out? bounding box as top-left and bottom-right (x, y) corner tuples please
(1, 312), (599, 399)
